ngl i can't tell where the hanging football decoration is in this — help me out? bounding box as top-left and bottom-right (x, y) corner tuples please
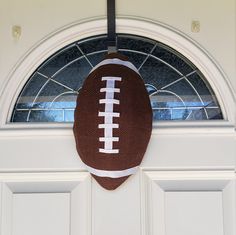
(73, 0), (152, 190)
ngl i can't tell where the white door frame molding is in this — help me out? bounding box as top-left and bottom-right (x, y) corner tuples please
(0, 17), (234, 128)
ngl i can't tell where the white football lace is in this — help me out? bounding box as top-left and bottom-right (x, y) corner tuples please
(98, 76), (121, 154)
(84, 164), (139, 178)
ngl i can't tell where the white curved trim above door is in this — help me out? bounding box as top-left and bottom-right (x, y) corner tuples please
(0, 17), (234, 130)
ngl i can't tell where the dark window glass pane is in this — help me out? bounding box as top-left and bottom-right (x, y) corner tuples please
(185, 108), (207, 120)
(53, 58), (92, 91)
(188, 72), (219, 107)
(49, 93), (77, 109)
(118, 35), (155, 53)
(153, 109), (172, 120)
(145, 84), (158, 95)
(87, 52), (107, 66)
(11, 34), (223, 123)
(140, 56), (181, 89)
(28, 110), (63, 122)
(15, 73), (48, 109)
(118, 51), (147, 69)
(206, 108), (223, 120)
(152, 45), (195, 75)
(11, 110), (29, 122)
(38, 45), (82, 77)
(78, 36), (108, 54)
(150, 90), (190, 120)
(31, 81), (69, 109)
(65, 110), (75, 122)
(165, 79), (201, 105)
(172, 109), (190, 120)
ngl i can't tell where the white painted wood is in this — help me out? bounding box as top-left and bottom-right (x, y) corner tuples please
(0, 173), (91, 235)
(141, 170), (235, 235)
(0, 134), (234, 172)
(165, 191), (223, 235)
(92, 172), (141, 235)
(0, 8), (235, 235)
(222, 180), (235, 235)
(1, 183), (12, 235)
(12, 193), (70, 235)
(70, 173), (92, 235)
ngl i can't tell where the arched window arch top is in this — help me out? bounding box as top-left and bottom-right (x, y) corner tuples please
(11, 34), (223, 123)
(1, 18), (234, 128)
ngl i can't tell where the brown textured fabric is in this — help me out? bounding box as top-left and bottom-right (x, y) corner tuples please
(92, 175), (130, 190)
(73, 53), (152, 190)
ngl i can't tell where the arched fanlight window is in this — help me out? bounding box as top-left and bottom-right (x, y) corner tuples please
(11, 34), (223, 122)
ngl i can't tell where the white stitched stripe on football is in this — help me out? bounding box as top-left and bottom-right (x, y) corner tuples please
(84, 164), (139, 178)
(102, 76), (122, 81)
(98, 124), (119, 128)
(99, 99), (120, 104)
(90, 58), (140, 75)
(99, 148), (119, 154)
(98, 112), (120, 117)
(100, 88), (120, 93)
(99, 137), (119, 142)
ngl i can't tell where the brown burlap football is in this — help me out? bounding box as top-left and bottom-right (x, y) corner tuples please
(73, 53), (152, 190)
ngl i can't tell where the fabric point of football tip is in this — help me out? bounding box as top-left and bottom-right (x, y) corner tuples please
(92, 174), (130, 190)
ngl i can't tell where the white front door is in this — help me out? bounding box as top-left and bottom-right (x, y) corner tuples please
(0, 20), (235, 235)
(0, 128), (234, 235)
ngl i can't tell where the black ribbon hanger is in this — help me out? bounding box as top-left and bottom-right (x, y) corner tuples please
(107, 0), (117, 53)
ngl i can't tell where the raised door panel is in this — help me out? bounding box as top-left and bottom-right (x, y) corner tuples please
(0, 173), (91, 235)
(165, 191), (223, 235)
(141, 170), (235, 235)
(12, 193), (70, 235)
